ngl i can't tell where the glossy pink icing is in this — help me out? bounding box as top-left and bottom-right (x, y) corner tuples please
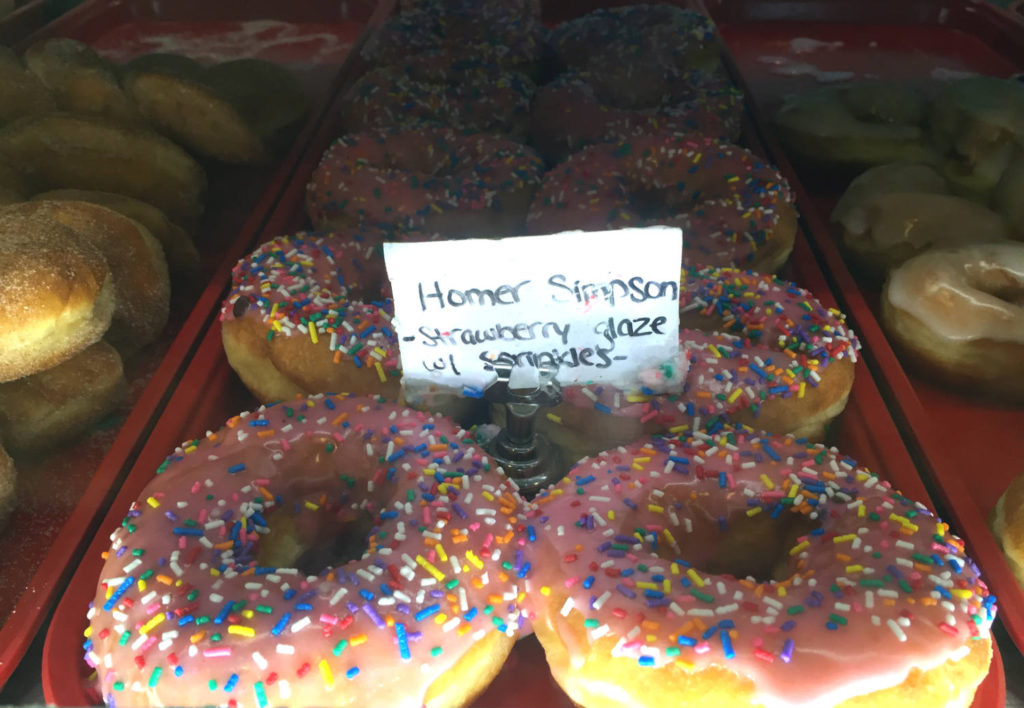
(525, 429), (995, 707)
(85, 395), (532, 707)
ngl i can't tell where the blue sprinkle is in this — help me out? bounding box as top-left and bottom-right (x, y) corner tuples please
(346, 667), (360, 680)
(228, 463), (245, 474)
(172, 527), (203, 537)
(415, 604), (441, 622)
(638, 655), (655, 667)
(721, 631), (735, 659)
(271, 613), (291, 636)
(678, 635), (698, 647)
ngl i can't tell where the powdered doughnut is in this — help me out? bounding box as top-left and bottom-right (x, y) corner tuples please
(880, 242), (1024, 402)
(307, 128), (545, 238)
(530, 70), (744, 165)
(525, 427), (995, 708)
(5, 200), (171, 351)
(504, 267), (859, 467)
(527, 133), (797, 273)
(0, 439), (13, 533)
(340, 62), (535, 139)
(0, 340), (126, 457)
(548, 5), (721, 109)
(362, 3), (543, 77)
(85, 394), (532, 708)
(0, 208), (114, 382)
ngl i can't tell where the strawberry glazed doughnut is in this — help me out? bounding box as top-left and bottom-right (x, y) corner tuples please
(525, 428), (995, 708)
(880, 242), (1024, 402)
(529, 70), (744, 165)
(340, 62), (535, 138)
(506, 267), (859, 467)
(85, 394), (533, 708)
(527, 133), (797, 273)
(221, 233), (481, 425)
(307, 128), (545, 237)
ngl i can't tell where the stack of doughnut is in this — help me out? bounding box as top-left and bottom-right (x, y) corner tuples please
(0, 201), (171, 458)
(86, 394), (534, 708)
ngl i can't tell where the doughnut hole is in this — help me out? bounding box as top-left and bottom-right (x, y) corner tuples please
(615, 489), (820, 584)
(253, 434), (387, 572)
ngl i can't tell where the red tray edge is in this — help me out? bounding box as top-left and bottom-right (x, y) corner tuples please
(699, 0), (1024, 658)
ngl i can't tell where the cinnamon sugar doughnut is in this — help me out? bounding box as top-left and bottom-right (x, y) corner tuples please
(881, 242), (1024, 402)
(530, 70), (744, 165)
(340, 62), (535, 139)
(86, 394), (532, 708)
(0, 340), (126, 457)
(5, 201), (171, 351)
(527, 133), (797, 273)
(307, 128), (544, 238)
(0, 209), (114, 382)
(497, 267), (859, 467)
(0, 439), (13, 533)
(548, 5), (721, 109)
(526, 427), (995, 708)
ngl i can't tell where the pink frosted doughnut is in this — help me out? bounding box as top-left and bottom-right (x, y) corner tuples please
(530, 70), (744, 164)
(307, 128), (545, 237)
(525, 427), (995, 708)
(85, 394), (533, 708)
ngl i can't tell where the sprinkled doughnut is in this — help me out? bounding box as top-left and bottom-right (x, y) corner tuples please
(527, 133), (797, 273)
(505, 266), (859, 467)
(85, 394), (532, 708)
(525, 427), (995, 708)
(530, 70), (744, 165)
(307, 128), (545, 238)
(362, 2), (543, 78)
(339, 62), (535, 139)
(548, 5), (721, 109)
(880, 241), (1024, 402)
(221, 232), (481, 425)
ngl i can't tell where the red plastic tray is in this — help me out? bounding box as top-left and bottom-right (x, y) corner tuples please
(700, 0), (1024, 661)
(40, 36), (1005, 705)
(0, 0), (385, 691)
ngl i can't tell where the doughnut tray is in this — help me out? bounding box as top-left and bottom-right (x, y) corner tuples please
(39, 8), (1006, 695)
(699, 0), (1024, 661)
(0, 0), (387, 691)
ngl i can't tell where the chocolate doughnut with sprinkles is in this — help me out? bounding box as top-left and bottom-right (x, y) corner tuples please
(530, 69), (745, 165)
(527, 133), (797, 273)
(525, 427), (995, 708)
(502, 267), (860, 468)
(85, 394), (534, 708)
(307, 128), (545, 238)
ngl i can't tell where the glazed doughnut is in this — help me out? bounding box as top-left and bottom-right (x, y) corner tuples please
(0, 340), (126, 457)
(991, 473), (1024, 590)
(5, 200), (171, 351)
(527, 133), (797, 273)
(85, 394), (532, 708)
(504, 267), (859, 467)
(930, 76), (1024, 198)
(362, 2), (543, 77)
(307, 128), (545, 238)
(525, 427), (995, 708)
(0, 438), (13, 533)
(0, 208), (114, 383)
(529, 70), (744, 165)
(548, 5), (721, 110)
(774, 81), (939, 174)
(340, 62), (535, 139)
(832, 163), (1012, 280)
(880, 242), (1024, 402)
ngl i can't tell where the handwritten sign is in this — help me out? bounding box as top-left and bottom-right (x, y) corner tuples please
(383, 228), (682, 391)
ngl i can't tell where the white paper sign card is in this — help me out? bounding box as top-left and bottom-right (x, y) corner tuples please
(384, 227), (683, 392)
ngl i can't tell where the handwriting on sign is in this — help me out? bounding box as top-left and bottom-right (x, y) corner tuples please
(385, 228), (683, 388)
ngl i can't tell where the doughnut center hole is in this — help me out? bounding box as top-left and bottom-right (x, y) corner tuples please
(257, 507), (375, 575)
(965, 265), (1024, 306)
(625, 186), (689, 222)
(625, 499), (821, 583)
